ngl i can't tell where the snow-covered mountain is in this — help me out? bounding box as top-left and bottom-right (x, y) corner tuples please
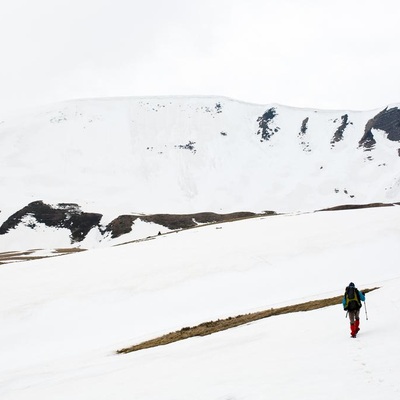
(1, 96), (400, 250)
(1, 97), (400, 399)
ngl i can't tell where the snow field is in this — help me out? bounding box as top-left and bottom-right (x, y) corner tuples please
(0, 206), (400, 398)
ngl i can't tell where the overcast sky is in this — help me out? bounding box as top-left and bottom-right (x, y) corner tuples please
(1, 0), (399, 117)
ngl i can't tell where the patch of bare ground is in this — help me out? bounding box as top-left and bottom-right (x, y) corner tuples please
(318, 202), (400, 212)
(117, 287), (378, 354)
(106, 211), (277, 239)
(0, 250), (36, 264)
(0, 247), (86, 265)
(53, 248), (87, 254)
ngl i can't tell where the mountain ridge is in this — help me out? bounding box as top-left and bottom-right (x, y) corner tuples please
(1, 96), (400, 250)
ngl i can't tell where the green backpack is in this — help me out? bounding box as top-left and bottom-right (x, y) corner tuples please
(344, 286), (361, 311)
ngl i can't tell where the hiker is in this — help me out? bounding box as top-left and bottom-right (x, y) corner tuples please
(342, 282), (365, 337)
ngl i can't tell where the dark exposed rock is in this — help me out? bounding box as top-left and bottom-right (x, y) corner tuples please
(256, 108), (279, 141)
(331, 114), (350, 146)
(299, 117), (309, 136)
(105, 212), (248, 238)
(104, 215), (138, 238)
(0, 201), (277, 243)
(372, 107), (400, 141)
(0, 201), (278, 243)
(359, 130), (376, 150)
(175, 141), (196, 153)
(360, 107), (400, 151)
(0, 201), (102, 243)
(299, 117), (311, 152)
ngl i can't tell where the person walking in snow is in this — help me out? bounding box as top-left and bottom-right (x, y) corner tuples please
(342, 282), (365, 338)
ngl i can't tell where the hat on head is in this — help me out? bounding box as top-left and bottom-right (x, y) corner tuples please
(349, 282), (355, 287)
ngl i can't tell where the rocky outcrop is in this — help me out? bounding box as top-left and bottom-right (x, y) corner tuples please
(331, 114), (350, 146)
(299, 117), (309, 136)
(0, 201), (276, 243)
(256, 108), (279, 141)
(104, 211), (267, 239)
(298, 117), (311, 152)
(360, 107), (400, 152)
(0, 201), (102, 243)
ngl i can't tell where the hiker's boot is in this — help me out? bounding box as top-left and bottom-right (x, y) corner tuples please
(355, 319), (360, 333)
(350, 323), (357, 337)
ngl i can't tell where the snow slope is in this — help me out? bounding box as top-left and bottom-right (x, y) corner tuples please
(1, 96), (399, 223)
(1, 205), (399, 399)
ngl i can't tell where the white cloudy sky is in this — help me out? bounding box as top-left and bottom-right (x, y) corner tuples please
(1, 0), (399, 116)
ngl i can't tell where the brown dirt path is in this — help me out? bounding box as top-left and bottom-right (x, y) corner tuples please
(117, 287), (378, 354)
